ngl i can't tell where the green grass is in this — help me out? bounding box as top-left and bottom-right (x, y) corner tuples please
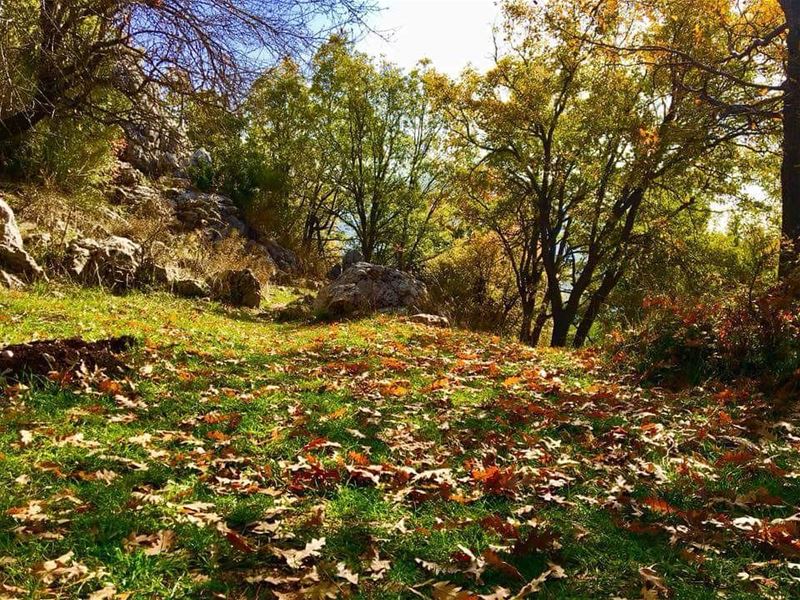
(1, 285), (799, 599)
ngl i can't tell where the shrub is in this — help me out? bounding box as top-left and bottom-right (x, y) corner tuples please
(172, 231), (275, 285)
(2, 116), (119, 192)
(610, 284), (800, 388)
(423, 233), (519, 334)
(187, 160), (215, 193)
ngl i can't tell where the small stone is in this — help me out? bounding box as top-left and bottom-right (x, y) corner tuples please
(409, 313), (450, 328)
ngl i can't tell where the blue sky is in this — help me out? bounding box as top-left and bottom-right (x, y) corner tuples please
(358, 0), (499, 74)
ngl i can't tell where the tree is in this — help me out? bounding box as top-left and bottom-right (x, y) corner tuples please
(312, 38), (450, 267)
(577, 1), (788, 273)
(0, 0), (374, 143)
(245, 59), (341, 256)
(440, 0), (765, 347)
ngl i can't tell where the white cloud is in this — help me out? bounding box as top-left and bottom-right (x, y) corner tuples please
(358, 0), (500, 75)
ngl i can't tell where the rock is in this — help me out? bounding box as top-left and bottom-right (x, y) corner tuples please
(174, 191), (246, 238)
(409, 313), (450, 328)
(114, 161), (146, 187)
(327, 248), (364, 281)
(65, 236), (142, 291)
(116, 58), (190, 177)
(159, 152), (184, 174)
(21, 230), (52, 254)
(209, 269), (261, 308)
(172, 278), (210, 299)
(136, 261), (174, 288)
(0, 198), (44, 282)
(260, 239), (301, 275)
(314, 262), (428, 318)
(274, 294), (315, 322)
(190, 148), (212, 169)
(326, 263), (343, 281)
(112, 183), (164, 208)
(343, 249), (364, 269)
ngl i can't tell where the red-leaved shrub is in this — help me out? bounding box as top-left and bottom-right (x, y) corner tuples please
(610, 284), (800, 389)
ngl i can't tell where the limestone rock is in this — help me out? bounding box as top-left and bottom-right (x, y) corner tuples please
(408, 313), (450, 328)
(0, 198), (44, 282)
(190, 148), (212, 169)
(260, 239), (301, 275)
(172, 278), (210, 299)
(174, 191), (246, 238)
(327, 248), (364, 281)
(314, 262), (428, 318)
(65, 236), (142, 291)
(0, 270), (24, 289)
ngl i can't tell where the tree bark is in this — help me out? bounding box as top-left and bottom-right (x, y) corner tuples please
(572, 268), (622, 348)
(518, 299), (535, 345)
(550, 307), (574, 347)
(780, 1), (800, 278)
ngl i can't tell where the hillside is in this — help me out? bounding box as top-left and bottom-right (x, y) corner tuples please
(1, 287), (799, 599)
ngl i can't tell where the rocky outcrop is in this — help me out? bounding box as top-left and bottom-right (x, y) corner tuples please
(65, 236), (143, 291)
(314, 262), (428, 318)
(260, 239), (301, 276)
(174, 191), (247, 238)
(0, 198), (45, 285)
(209, 269), (261, 308)
(136, 260), (174, 288)
(113, 161), (147, 188)
(115, 59), (189, 177)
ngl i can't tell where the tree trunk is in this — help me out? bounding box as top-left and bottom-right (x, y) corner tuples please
(518, 300), (535, 345)
(780, 1), (800, 278)
(550, 308), (573, 347)
(531, 308), (549, 347)
(572, 269), (623, 348)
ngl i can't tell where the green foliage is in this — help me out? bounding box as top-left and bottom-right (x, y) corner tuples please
(2, 116), (119, 192)
(187, 161), (215, 193)
(311, 38), (452, 267)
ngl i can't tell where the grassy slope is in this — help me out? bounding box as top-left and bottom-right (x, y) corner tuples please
(0, 286), (799, 599)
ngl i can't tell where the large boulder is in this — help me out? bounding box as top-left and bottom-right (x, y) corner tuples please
(314, 262), (428, 318)
(0, 198), (44, 282)
(209, 269), (261, 308)
(65, 236), (143, 291)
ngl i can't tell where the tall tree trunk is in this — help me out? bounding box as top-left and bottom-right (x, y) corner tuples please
(780, 1), (800, 278)
(518, 299), (535, 345)
(550, 307), (573, 347)
(572, 269), (623, 348)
